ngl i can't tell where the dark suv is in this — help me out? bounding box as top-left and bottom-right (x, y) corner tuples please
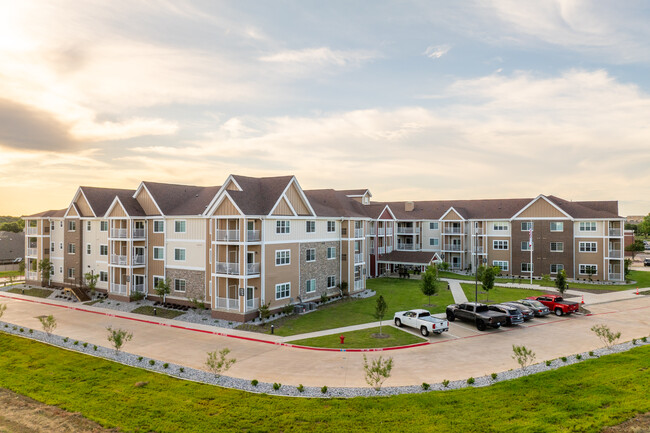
(644, 258), (650, 267)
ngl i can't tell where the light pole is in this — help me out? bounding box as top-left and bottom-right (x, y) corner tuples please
(474, 226), (478, 313)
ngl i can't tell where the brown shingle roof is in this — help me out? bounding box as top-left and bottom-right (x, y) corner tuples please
(143, 181), (221, 216)
(337, 189), (369, 196)
(113, 191), (146, 217)
(81, 186), (135, 216)
(304, 189), (369, 218)
(23, 209), (67, 218)
(378, 198), (533, 220)
(377, 250), (439, 265)
(227, 175), (294, 215)
(546, 196), (621, 219)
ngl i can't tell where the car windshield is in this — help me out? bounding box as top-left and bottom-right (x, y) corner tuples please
(529, 301), (544, 308)
(418, 312), (431, 318)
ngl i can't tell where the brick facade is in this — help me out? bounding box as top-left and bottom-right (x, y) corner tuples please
(166, 268), (206, 301)
(299, 241), (339, 301)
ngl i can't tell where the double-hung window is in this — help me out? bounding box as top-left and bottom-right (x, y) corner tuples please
(174, 248), (186, 261)
(579, 264), (597, 275)
(327, 221), (336, 232)
(276, 220), (290, 234)
(429, 238), (439, 246)
(521, 263), (533, 272)
(174, 279), (186, 292)
(100, 221), (108, 232)
(306, 248), (315, 262)
(276, 250), (290, 265)
(153, 247), (164, 260)
(327, 276), (336, 288)
(327, 247), (336, 259)
(493, 260), (508, 271)
(174, 221), (186, 233)
(275, 283), (290, 300)
(68, 221), (76, 231)
(68, 243), (76, 254)
(550, 264), (564, 274)
(493, 240), (508, 250)
(306, 221), (315, 233)
(493, 222), (508, 231)
(550, 242), (563, 252)
(306, 279), (316, 293)
(521, 241), (532, 251)
(429, 222), (439, 230)
(99, 271), (108, 282)
(153, 220), (164, 233)
(579, 221), (597, 232)
(579, 242), (597, 253)
(521, 222), (532, 231)
(550, 222), (563, 232)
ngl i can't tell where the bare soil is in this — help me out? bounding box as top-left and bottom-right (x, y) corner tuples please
(0, 388), (118, 433)
(601, 412), (650, 433)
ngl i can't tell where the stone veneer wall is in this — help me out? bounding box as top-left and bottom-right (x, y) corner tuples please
(165, 268), (206, 301)
(299, 241), (339, 301)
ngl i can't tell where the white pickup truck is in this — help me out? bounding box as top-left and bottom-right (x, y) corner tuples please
(393, 309), (449, 336)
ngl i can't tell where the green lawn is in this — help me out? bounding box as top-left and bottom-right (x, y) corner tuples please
(241, 278), (452, 337)
(7, 287), (53, 298)
(1, 333), (649, 432)
(0, 270), (23, 278)
(460, 283), (545, 304)
(289, 326), (425, 349)
(130, 305), (185, 319)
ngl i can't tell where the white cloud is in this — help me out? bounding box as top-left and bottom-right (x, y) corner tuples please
(260, 47), (377, 67)
(424, 45), (450, 59)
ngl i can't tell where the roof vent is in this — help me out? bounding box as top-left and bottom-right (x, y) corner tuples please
(405, 201), (414, 212)
(195, 194), (199, 197)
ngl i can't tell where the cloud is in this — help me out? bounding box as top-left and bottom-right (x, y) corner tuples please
(424, 45), (450, 59)
(260, 47), (377, 67)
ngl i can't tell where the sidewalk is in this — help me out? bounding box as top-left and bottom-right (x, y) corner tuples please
(442, 278), (468, 303)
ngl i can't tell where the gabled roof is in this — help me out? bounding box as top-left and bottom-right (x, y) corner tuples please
(377, 250), (441, 265)
(225, 175), (294, 215)
(546, 196), (621, 219)
(105, 192), (146, 217)
(377, 198), (533, 220)
(142, 181), (221, 216)
(23, 209), (66, 218)
(303, 189), (369, 218)
(80, 186), (135, 216)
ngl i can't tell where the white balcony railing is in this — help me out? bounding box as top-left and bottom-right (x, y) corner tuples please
(397, 227), (416, 234)
(444, 244), (462, 251)
(246, 262), (261, 275)
(27, 248), (38, 257)
(473, 246), (485, 254)
(386, 246), (393, 253)
(354, 279), (363, 291)
(397, 243), (415, 251)
(133, 284), (145, 293)
(110, 255), (128, 266)
(247, 230), (260, 242)
(354, 228), (364, 238)
(133, 255), (146, 265)
(245, 298), (260, 312)
(216, 229), (239, 242)
(474, 228), (484, 235)
(216, 297), (239, 310)
(111, 283), (127, 295)
(378, 246), (386, 254)
(608, 250), (621, 258)
(378, 228), (385, 236)
(133, 228), (146, 238)
(443, 228), (462, 234)
(111, 228), (128, 238)
(608, 273), (621, 280)
(608, 229), (622, 236)
(354, 253), (363, 263)
(216, 262), (239, 275)
(27, 271), (38, 280)
(386, 228), (393, 236)
(27, 227), (38, 235)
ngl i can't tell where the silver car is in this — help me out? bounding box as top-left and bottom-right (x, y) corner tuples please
(514, 299), (551, 317)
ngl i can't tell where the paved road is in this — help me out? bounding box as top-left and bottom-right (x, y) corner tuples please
(1, 292), (649, 388)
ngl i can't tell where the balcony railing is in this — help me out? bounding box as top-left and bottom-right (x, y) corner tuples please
(474, 228), (484, 235)
(397, 227), (416, 234)
(472, 246), (485, 254)
(216, 297), (239, 310)
(246, 262), (261, 275)
(397, 243), (415, 251)
(245, 298), (260, 312)
(27, 248), (38, 257)
(111, 228), (128, 238)
(354, 253), (364, 263)
(443, 228), (462, 234)
(608, 250), (622, 258)
(111, 283), (127, 294)
(133, 255), (145, 265)
(110, 255), (128, 266)
(27, 227), (38, 235)
(608, 229), (622, 236)
(378, 246), (386, 254)
(354, 279), (363, 291)
(386, 228), (393, 236)
(354, 228), (364, 238)
(444, 244), (462, 251)
(216, 262), (239, 275)
(133, 228), (146, 239)
(133, 283), (145, 293)
(27, 271), (38, 280)
(608, 273), (621, 281)
(386, 246), (393, 253)
(247, 230), (260, 242)
(378, 228), (385, 236)
(216, 229), (239, 242)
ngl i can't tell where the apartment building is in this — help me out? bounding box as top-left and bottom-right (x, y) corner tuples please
(24, 175), (625, 322)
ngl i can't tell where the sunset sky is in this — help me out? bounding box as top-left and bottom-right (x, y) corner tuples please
(1, 1), (649, 216)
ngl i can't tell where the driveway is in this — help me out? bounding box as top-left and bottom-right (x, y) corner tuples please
(1, 292), (649, 387)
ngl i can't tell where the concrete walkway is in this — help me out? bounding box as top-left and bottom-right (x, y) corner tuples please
(442, 278), (468, 303)
(280, 321), (384, 342)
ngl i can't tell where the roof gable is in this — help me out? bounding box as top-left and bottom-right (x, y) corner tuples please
(441, 207), (464, 221)
(210, 193), (243, 217)
(512, 195), (572, 220)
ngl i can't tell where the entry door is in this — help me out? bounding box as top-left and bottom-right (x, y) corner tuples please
(134, 275), (145, 292)
(452, 256), (460, 268)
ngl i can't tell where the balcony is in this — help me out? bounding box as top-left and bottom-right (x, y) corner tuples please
(216, 297), (239, 310)
(378, 246), (386, 254)
(474, 228), (484, 235)
(245, 298), (260, 312)
(27, 271), (38, 280)
(111, 228), (128, 239)
(216, 262), (239, 275)
(472, 246), (485, 254)
(216, 229), (240, 242)
(607, 250), (622, 258)
(247, 230), (260, 242)
(110, 255), (128, 266)
(378, 228), (385, 236)
(354, 279), (364, 291)
(608, 273), (621, 281)
(354, 253), (364, 263)
(444, 244), (462, 251)
(354, 228), (364, 238)
(133, 283), (145, 293)
(26, 227), (38, 235)
(133, 228), (146, 239)
(608, 229), (622, 237)
(443, 228), (462, 234)
(386, 228), (393, 236)
(397, 243), (415, 251)
(397, 227), (416, 234)
(133, 255), (146, 265)
(111, 283), (127, 295)
(27, 248), (38, 257)
(246, 262), (261, 275)
(386, 246), (393, 253)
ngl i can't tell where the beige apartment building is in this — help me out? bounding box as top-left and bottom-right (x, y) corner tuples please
(24, 175), (625, 322)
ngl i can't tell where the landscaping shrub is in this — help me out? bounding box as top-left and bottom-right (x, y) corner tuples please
(467, 377), (475, 385)
(297, 384), (304, 393)
(251, 379), (259, 387)
(421, 382), (430, 390)
(149, 360), (155, 366)
(442, 379), (449, 388)
(491, 373), (497, 380)
(273, 383), (281, 390)
(321, 386), (328, 394)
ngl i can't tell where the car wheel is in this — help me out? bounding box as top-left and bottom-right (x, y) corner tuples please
(395, 318), (402, 327)
(555, 308), (563, 316)
(446, 312), (455, 322)
(421, 326), (429, 337)
(476, 320), (487, 331)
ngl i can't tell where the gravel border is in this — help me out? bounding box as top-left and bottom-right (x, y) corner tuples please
(2, 319), (648, 399)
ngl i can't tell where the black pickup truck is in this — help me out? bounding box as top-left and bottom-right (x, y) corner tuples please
(446, 302), (508, 331)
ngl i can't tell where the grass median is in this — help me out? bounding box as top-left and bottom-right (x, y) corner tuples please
(289, 326), (425, 349)
(7, 287), (53, 298)
(0, 333), (649, 432)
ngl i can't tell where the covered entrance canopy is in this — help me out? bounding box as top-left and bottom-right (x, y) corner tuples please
(377, 251), (442, 274)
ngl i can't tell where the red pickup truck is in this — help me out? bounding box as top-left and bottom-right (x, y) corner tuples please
(527, 295), (579, 316)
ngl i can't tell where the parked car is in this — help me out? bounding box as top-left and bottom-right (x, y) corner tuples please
(512, 299), (551, 317)
(446, 302), (508, 331)
(644, 257), (650, 267)
(527, 295), (579, 316)
(488, 304), (525, 326)
(393, 309), (449, 336)
(501, 302), (534, 321)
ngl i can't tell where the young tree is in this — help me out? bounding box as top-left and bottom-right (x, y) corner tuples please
(205, 348), (236, 377)
(85, 272), (99, 297)
(107, 327), (133, 353)
(625, 240), (645, 260)
(591, 324), (621, 349)
(18, 260), (25, 276)
(586, 266), (596, 282)
(420, 265), (439, 306)
(39, 315), (57, 335)
(439, 261), (450, 271)
(512, 345), (536, 371)
(154, 278), (171, 304)
(363, 354), (394, 391)
(555, 269), (568, 294)
(374, 295), (388, 337)
(624, 259), (632, 281)
(38, 259), (53, 287)
(258, 302), (270, 321)
(0, 303), (6, 319)
(481, 266), (498, 301)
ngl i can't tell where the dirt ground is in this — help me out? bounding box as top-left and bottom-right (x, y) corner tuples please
(601, 413), (650, 433)
(0, 388), (118, 433)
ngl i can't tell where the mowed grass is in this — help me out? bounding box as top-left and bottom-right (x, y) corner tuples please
(0, 270), (23, 278)
(7, 287), (53, 298)
(245, 278), (452, 337)
(289, 326), (425, 349)
(130, 305), (184, 319)
(460, 284), (545, 304)
(1, 333), (649, 433)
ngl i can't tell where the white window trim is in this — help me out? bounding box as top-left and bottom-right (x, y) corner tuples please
(521, 241), (532, 252)
(550, 264), (564, 274)
(327, 275), (336, 288)
(579, 221), (597, 232)
(99, 271), (108, 282)
(153, 247), (165, 260)
(327, 247), (336, 260)
(550, 222), (564, 232)
(306, 221), (316, 233)
(493, 223), (508, 231)
(174, 278), (186, 292)
(275, 249), (290, 266)
(100, 245), (108, 256)
(306, 279), (316, 293)
(306, 248), (316, 262)
(86, 243), (91, 255)
(550, 242), (564, 252)
(579, 264), (598, 275)
(68, 243), (76, 254)
(327, 221), (336, 233)
(100, 221), (108, 232)
(579, 242), (597, 253)
(521, 263), (533, 273)
(153, 275), (165, 289)
(174, 248), (186, 261)
(493, 240), (508, 250)
(153, 220), (165, 233)
(276, 220), (290, 234)
(275, 282), (290, 300)
(87, 221), (91, 231)
(521, 222), (532, 231)
(493, 260), (508, 271)
(174, 220), (187, 233)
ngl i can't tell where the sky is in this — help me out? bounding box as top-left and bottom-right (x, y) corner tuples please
(1, 0), (650, 217)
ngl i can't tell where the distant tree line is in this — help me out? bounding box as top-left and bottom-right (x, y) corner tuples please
(627, 213), (650, 237)
(0, 217), (24, 233)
